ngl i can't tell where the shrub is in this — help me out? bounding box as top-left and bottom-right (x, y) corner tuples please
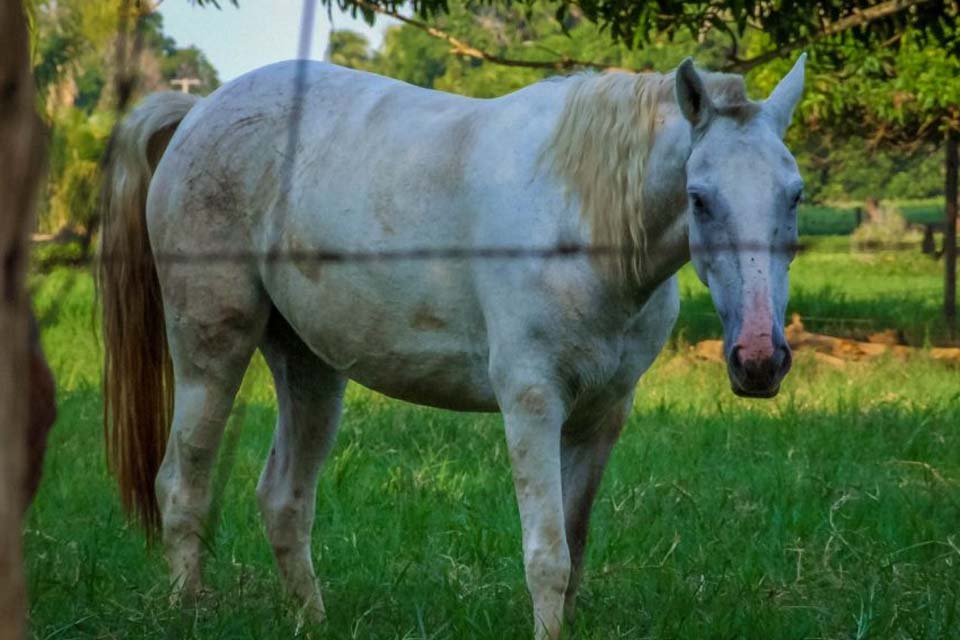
(48, 159), (100, 234)
(850, 205), (921, 251)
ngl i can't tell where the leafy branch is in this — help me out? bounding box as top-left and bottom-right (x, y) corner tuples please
(726, 0), (937, 71)
(342, 0), (946, 74)
(350, 0), (639, 72)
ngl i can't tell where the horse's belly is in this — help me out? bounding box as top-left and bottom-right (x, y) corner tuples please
(267, 263), (498, 412)
(317, 332), (498, 412)
(346, 347), (497, 411)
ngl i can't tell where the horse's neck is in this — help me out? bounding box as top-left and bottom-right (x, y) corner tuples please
(542, 75), (692, 302)
(630, 114), (692, 298)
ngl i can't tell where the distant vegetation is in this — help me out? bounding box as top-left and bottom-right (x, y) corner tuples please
(26, 1), (219, 236)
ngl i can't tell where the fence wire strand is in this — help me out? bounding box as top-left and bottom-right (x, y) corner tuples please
(32, 241), (955, 271)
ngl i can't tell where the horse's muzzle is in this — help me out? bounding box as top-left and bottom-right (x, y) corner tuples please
(727, 343), (792, 399)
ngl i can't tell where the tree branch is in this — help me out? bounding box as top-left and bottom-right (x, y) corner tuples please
(350, 0), (937, 77)
(723, 0), (935, 72)
(351, 0), (641, 73)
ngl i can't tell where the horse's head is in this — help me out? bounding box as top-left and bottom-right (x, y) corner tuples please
(676, 55), (806, 398)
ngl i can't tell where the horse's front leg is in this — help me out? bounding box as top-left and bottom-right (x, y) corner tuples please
(560, 394), (632, 622)
(499, 380), (571, 640)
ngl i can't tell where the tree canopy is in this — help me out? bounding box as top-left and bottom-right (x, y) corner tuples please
(320, 0), (959, 70)
(321, 1), (947, 202)
(321, 0), (960, 168)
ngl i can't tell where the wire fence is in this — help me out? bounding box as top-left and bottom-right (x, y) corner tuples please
(30, 244), (950, 340)
(27, 0), (956, 335)
(29, 239), (957, 272)
(16, 2), (958, 584)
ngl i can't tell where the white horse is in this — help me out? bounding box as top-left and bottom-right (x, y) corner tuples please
(98, 55), (805, 639)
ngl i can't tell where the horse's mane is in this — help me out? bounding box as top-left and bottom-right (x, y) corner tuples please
(546, 69), (757, 284)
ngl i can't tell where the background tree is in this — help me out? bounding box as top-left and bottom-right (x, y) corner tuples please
(325, 0), (959, 71)
(326, 29), (377, 69)
(0, 3), (47, 638)
(796, 30), (960, 328)
(26, 1), (219, 239)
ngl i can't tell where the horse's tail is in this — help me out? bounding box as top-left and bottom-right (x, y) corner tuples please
(97, 91), (199, 536)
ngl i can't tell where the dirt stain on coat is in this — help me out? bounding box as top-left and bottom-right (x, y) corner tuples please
(410, 305), (446, 331)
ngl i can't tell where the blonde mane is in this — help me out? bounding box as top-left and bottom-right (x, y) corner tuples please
(546, 69), (756, 284)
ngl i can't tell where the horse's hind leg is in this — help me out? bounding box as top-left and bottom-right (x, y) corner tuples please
(155, 264), (269, 599)
(257, 311), (346, 624)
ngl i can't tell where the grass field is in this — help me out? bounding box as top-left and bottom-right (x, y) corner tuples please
(24, 241), (960, 639)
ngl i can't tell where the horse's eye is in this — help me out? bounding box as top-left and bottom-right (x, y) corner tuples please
(690, 193), (708, 217)
(790, 191), (803, 210)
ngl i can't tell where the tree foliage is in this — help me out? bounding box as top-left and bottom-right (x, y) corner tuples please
(805, 29), (960, 145)
(26, 1), (220, 234)
(329, 1), (947, 201)
(325, 0), (960, 69)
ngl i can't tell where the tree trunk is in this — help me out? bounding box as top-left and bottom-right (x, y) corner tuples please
(864, 196), (882, 223)
(946, 128), (958, 337)
(0, 3), (47, 639)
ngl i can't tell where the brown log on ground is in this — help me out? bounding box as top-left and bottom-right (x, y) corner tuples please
(692, 339), (725, 363)
(690, 316), (960, 366)
(0, 2), (48, 639)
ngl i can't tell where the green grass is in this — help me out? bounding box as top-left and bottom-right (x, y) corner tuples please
(24, 247), (960, 640)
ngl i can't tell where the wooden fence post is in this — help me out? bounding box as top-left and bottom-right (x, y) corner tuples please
(946, 128), (958, 336)
(0, 2), (46, 639)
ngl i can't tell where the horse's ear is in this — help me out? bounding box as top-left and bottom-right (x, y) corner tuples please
(764, 53), (807, 138)
(675, 58), (714, 129)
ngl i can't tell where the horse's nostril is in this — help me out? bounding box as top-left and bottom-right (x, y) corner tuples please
(778, 346), (793, 377)
(731, 345), (745, 369)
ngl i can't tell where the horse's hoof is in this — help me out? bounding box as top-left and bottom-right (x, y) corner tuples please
(295, 595), (327, 632)
(167, 577), (208, 609)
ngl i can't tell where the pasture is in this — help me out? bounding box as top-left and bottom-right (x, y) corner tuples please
(25, 243), (960, 639)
